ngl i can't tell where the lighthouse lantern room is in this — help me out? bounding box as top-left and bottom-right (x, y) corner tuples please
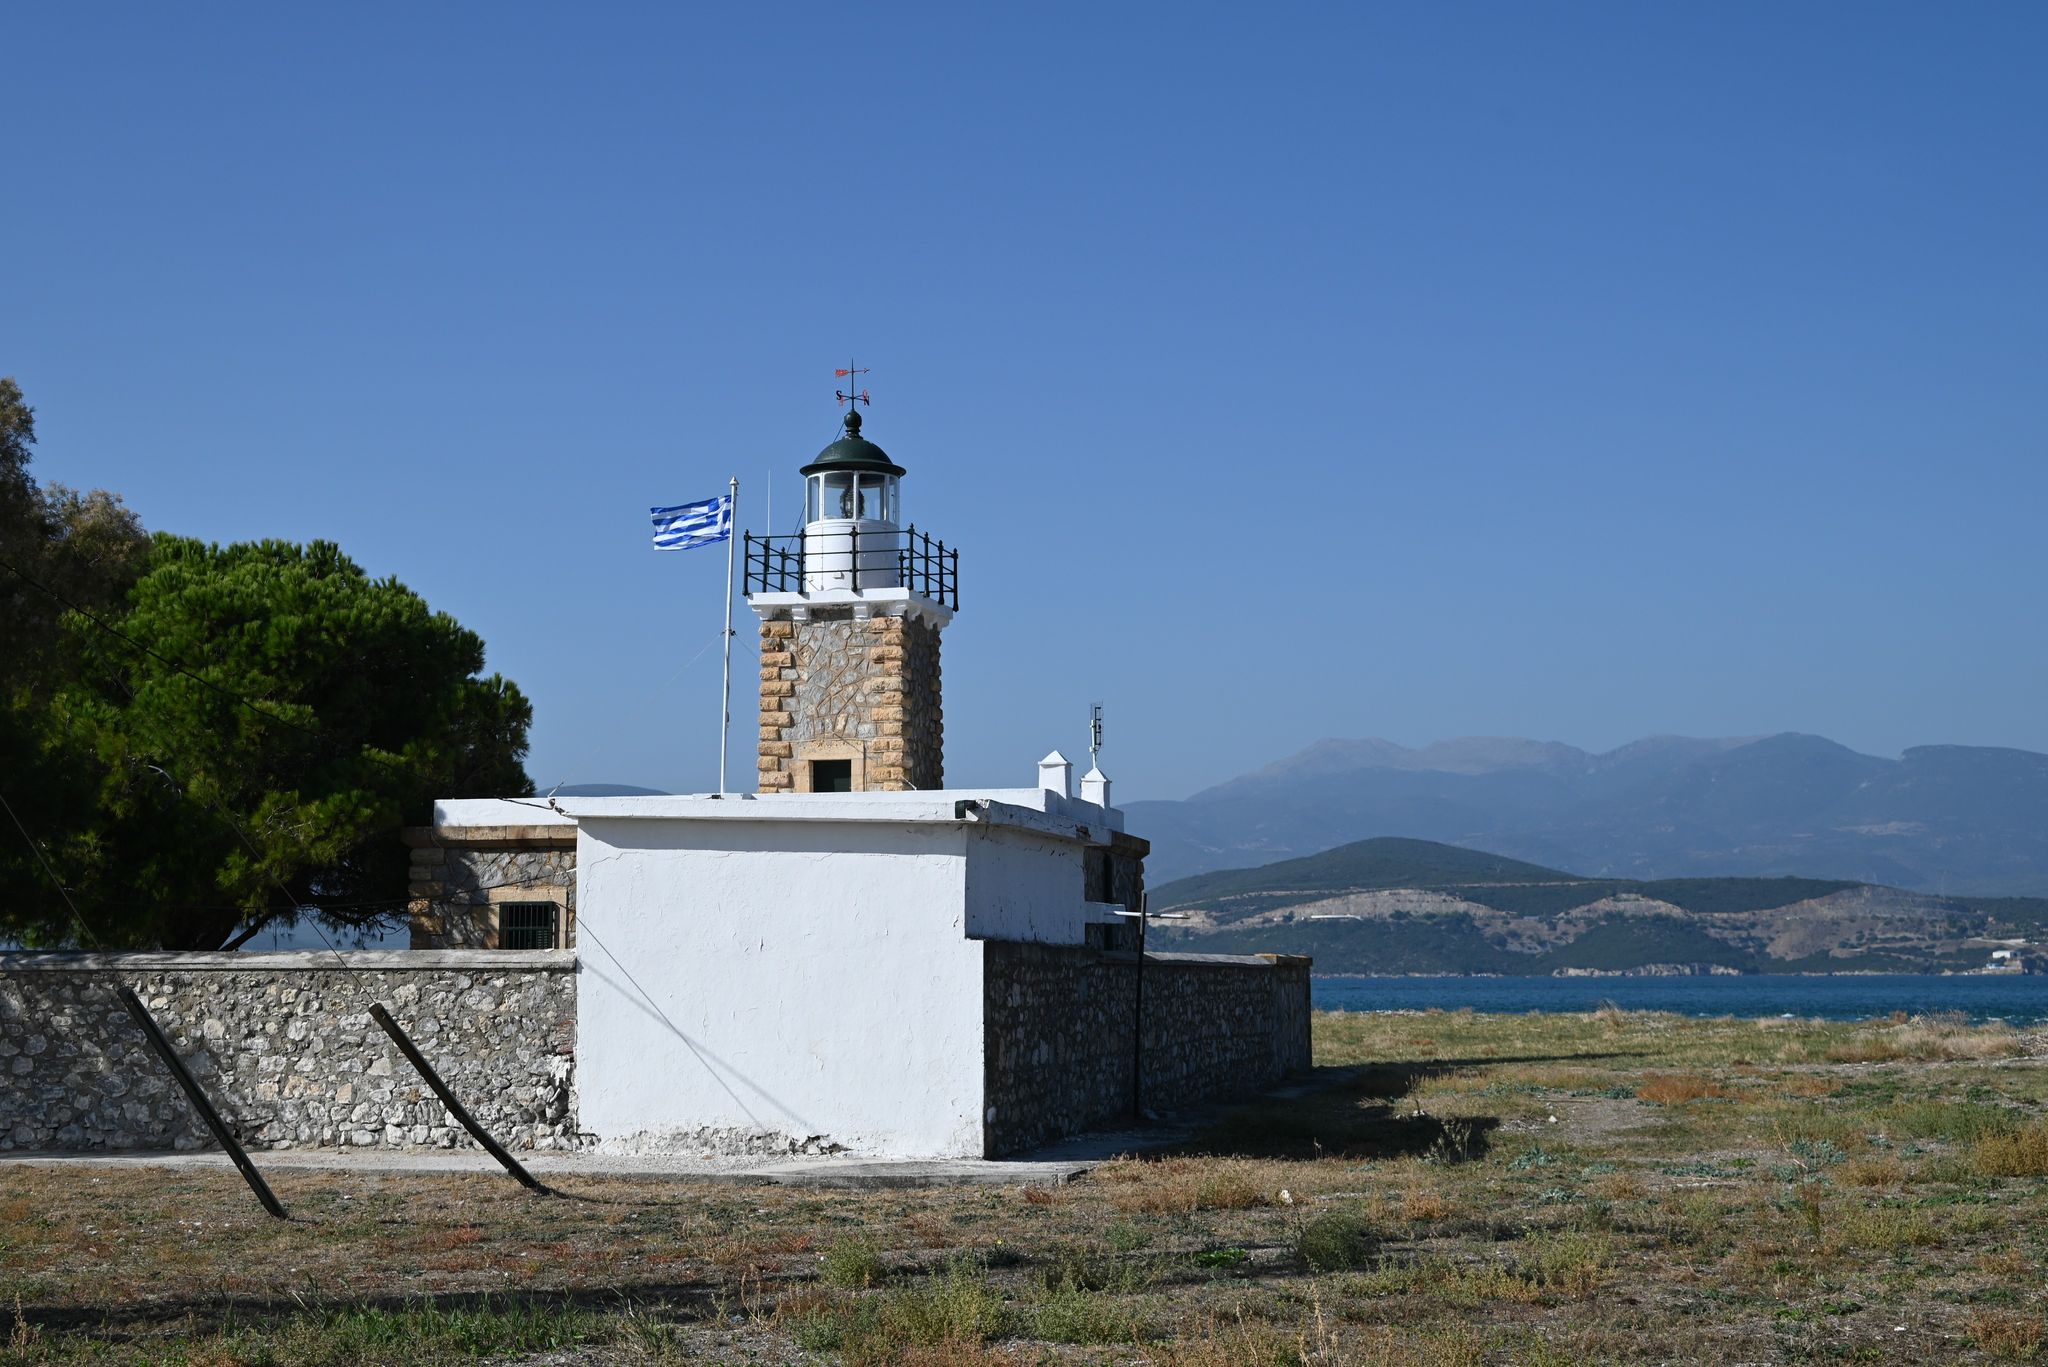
(744, 398), (957, 794)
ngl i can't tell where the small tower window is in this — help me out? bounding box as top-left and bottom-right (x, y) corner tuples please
(810, 759), (853, 793)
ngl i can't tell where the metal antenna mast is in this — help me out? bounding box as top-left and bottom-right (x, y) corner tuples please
(1089, 703), (1103, 767)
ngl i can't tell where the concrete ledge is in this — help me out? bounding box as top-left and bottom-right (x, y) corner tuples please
(0, 1148), (1086, 1189)
(1080, 949), (1308, 970)
(0, 950), (576, 972)
(402, 825), (578, 849)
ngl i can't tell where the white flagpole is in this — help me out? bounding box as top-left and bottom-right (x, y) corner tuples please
(719, 477), (738, 795)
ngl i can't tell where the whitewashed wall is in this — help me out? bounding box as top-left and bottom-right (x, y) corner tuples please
(963, 823), (1096, 944)
(572, 815), (988, 1157)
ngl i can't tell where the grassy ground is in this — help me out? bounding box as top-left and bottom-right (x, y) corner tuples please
(6, 1007), (2048, 1364)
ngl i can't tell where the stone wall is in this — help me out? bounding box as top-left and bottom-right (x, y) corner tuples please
(0, 951), (577, 1152)
(981, 943), (1312, 1157)
(407, 826), (576, 950)
(758, 610), (944, 792)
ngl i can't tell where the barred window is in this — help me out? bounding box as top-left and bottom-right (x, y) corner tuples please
(499, 902), (559, 950)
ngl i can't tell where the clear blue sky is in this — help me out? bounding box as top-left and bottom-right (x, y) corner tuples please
(7, 4), (2044, 801)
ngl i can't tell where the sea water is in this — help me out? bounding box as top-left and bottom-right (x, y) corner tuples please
(1312, 974), (2048, 1024)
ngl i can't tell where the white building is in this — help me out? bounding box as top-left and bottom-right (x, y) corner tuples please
(410, 402), (1309, 1158)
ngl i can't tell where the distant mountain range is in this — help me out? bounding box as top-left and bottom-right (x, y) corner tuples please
(1126, 734), (2048, 895)
(1148, 836), (2048, 976)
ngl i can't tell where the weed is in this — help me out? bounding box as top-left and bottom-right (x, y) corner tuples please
(1827, 1204), (1938, 1253)
(1838, 1155), (1905, 1187)
(1782, 1185), (1826, 1242)
(1979, 1248), (2032, 1278)
(1032, 1243), (1148, 1295)
(8, 1295), (39, 1354)
(821, 1235), (887, 1289)
(1786, 1137), (1848, 1169)
(875, 1255), (1011, 1348)
(1027, 1284), (1150, 1345)
(1105, 1219), (1153, 1252)
(1296, 1212), (1376, 1272)
(1884, 1100), (2022, 1142)
(255, 1297), (610, 1364)
(1421, 1117), (1489, 1164)
(1515, 1229), (1614, 1298)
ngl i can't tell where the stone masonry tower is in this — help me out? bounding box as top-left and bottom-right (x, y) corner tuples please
(744, 406), (958, 793)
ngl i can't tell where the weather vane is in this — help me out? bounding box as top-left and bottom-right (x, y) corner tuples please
(834, 360), (871, 408)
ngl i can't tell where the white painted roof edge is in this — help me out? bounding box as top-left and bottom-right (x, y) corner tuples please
(434, 787), (1125, 841)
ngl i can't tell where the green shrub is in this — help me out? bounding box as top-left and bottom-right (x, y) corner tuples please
(874, 1256), (1009, 1347)
(1033, 1243), (1148, 1295)
(820, 1237), (886, 1289)
(1885, 1102), (2022, 1143)
(1028, 1285), (1150, 1344)
(1297, 1212), (1376, 1272)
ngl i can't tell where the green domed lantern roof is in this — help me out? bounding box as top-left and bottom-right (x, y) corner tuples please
(800, 410), (905, 477)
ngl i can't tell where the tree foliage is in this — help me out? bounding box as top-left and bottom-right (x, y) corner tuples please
(0, 378), (151, 703)
(1, 379), (533, 950)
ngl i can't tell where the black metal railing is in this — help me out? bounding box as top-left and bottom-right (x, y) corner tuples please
(743, 525), (959, 610)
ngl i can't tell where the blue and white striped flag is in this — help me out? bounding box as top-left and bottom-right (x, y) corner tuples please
(650, 495), (733, 551)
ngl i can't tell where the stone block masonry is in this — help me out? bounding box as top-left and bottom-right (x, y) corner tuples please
(407, 825), (576, 950)
(981, 943), (1313, 1157)
(0, 951), (577, 1152)
(758, 611), (944, 792)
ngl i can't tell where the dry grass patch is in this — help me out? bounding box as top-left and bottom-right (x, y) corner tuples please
(1636, 1073), (1735, 1104)
(1838, 1155), (1906, 1187)
(1979, 1248), (2033, 1278)
(1827, 1016), (2024, 1063)
(1096, 1156), (1273, 1214)
(1969, 1308), (2047, 1361)
(1975, 1123), (2048, 1178)
(1398, 1181), (1455, 1223)
(1590, 1171), (1644, 1202)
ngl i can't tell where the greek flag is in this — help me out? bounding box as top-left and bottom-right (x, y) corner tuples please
(650, 495), (733, 551)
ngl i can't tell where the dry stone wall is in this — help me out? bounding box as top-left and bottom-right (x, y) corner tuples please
(758, 611), (943, 791)
(981, 943), (1312, 1157)
(0, 951), (577, 1152)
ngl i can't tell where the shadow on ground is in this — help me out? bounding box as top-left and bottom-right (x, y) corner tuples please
(1167, 1052), (1643, 1163)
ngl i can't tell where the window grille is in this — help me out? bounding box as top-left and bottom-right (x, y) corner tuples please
(499, 902), (559, 950)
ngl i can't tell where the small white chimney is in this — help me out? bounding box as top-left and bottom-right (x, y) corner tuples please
(1080, 764), (1111, 809)
(1038, 750), (1072, 799)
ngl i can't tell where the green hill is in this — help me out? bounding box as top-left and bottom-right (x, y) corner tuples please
(1151, 838), (1861, 923)
(1145, 837), (2023, 975)
(1150, 837), (1582, 908)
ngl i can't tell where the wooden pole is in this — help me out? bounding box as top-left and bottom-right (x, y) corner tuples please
(117, 986), (288, 1220)
(368, 1003), (554, 1195)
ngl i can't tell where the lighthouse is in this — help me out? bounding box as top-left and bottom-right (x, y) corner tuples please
(744, 404), (957, 793)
